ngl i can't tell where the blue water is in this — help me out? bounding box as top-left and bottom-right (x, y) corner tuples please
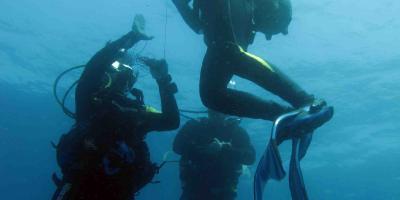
(0, 0), (399, 199)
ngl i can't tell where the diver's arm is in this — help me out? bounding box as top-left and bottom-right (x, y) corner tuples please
(172, 0), (202, 34)
(75, 31), (143, 119)
(142, 76), (180, 132)
(79, 31), (141, 88)
(151, 76), (180, 131)
(94, 31), (141, 62)
(138, 58), (180, 132)
(221, 127), (256, 165)
(80, 14), (153, 87)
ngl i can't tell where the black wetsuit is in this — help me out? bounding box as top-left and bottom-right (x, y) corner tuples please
(53, 32), (180, 200)
(173, 0), (314, 120)
(173, 118), (255, 200)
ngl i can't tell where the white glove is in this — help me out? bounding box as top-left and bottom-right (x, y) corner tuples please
(132, 14), (153, 41)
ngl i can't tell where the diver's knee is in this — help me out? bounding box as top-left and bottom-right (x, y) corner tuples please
(200, 90), (214, 108)
(200, 89), (223, 110)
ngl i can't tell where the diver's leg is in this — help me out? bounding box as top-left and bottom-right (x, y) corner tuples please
(232, 46), (314, 108)
(200, 48), (291, 120)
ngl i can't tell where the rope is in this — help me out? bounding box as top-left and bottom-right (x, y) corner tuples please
(163, 4), (168, 59)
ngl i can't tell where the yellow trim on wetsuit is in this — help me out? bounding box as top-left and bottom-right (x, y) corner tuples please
(238, 46), (275, 73)
(145, 106), (161, 114)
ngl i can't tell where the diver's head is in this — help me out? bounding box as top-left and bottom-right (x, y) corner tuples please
(253, 0), (292, 40)
(103, 49), (138, 94)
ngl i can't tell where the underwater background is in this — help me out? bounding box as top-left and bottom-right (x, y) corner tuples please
(0, 0), (399, 199)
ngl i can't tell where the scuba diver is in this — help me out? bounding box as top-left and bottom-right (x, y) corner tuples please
(172, 0), (333, 142)
(173, 109), (256, 200)
(52, 15), (180, 200)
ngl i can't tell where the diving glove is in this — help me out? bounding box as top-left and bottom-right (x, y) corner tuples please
(139, 57), (178, 93)
(132, 14), (153, 41)
(139, 57), (169, 80)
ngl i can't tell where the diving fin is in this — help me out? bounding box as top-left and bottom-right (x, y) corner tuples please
(276, 104), (334, 144)
(254, 110), (300, 200)
(254, 104), (333, 200)
(289, 138), (309, 200)
(254, 140), (286, 200)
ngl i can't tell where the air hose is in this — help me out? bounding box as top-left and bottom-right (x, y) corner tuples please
(53, 65), (85, 119)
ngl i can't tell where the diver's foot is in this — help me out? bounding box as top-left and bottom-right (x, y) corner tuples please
(276, 101), (334, 144)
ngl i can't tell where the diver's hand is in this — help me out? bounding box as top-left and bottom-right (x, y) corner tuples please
(207, 138), (223, 153)
(139, 57), (169, 80)
(132, 14), (154, 41)
(204, 138), (232, 155)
